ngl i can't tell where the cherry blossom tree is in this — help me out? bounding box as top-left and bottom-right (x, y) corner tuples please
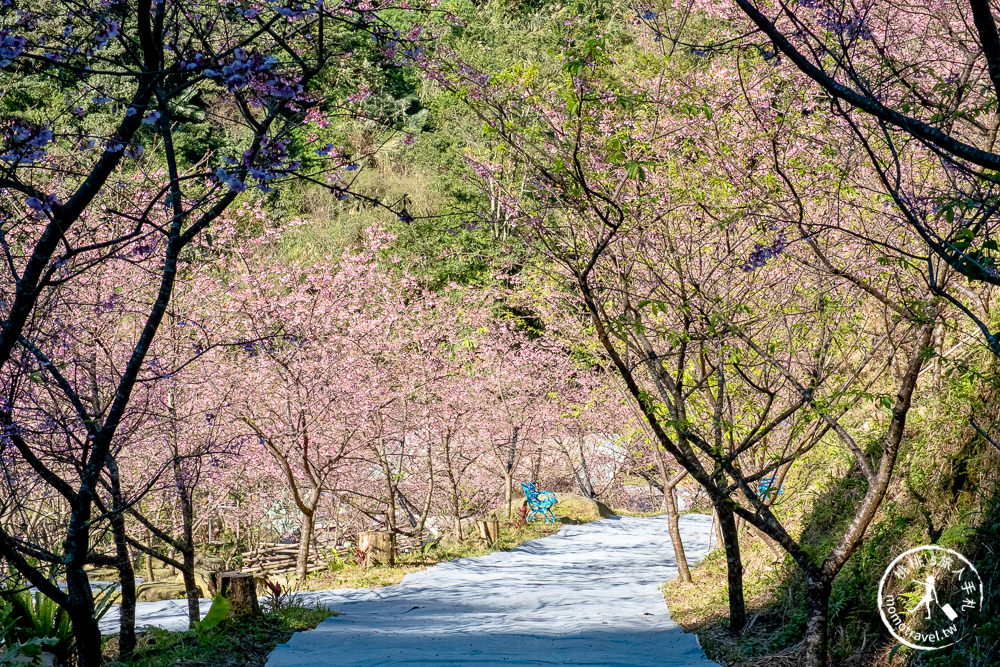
(0, 0), (421, 660)
(421, 29), (946, 665)
(642, 2), (1000, 359)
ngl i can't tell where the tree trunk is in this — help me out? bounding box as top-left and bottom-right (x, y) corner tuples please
(65, 595), (101, 667)
(803, 577), (831, 667)
(177, 465), (200, 627)
(296, 509), (315, 579)
(179, 505), (199, 627)
(145, 529), (155, 583)
(653, 451), (691, 583)
(416, 439), (435, 541)
(932, 322), (944, 390)
(503, 471), (513, 520)
(376, 442), (399, 539)
(108, 457), (136, 659)
(449, 483), (463, 538)
(386, 483), (398, 535)
(715, 501), (746, 633)
(503, 428), (519, 520)
(443, 438), (463, 538)
(64, 510), (100, 667)
(179, 545), (200, 627)
(664, 487), (691, 583)
(215, 571), (260, 617)
(359, 531), (395, 567)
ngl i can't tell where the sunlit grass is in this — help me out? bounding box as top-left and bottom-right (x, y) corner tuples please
(103, 605), (333, 666)
(296, 518), (562, 592)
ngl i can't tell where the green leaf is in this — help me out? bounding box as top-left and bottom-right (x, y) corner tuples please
(192, 595), (231, 633)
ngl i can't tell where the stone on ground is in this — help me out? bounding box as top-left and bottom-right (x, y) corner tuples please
(135, 582), (202, 603)
(552, 492), (614, 522)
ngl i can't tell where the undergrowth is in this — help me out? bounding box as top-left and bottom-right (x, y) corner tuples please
(663, 388), (1000, 666)
(103, 605), (332, 666)
(294, 501), (588, 592)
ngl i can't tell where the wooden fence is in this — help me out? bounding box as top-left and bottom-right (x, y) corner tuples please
(240, 542), (346, 575)
(240, 534), (424, 575)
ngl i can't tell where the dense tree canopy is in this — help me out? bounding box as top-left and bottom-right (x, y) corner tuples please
(1, 2), (1000, 667)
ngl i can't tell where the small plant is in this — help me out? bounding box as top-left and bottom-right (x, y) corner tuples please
(353, 545), (368, 567)
(0, 635), (59, 666)
(262, 578), (285, 609)
(190, 595), (232, 635)
(93, 584), (117, 622)
(1, 589), (74, 662)
(327, 548), (346, 572)
(260, 578), (299, 614)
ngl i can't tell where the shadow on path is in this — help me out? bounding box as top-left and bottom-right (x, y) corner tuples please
(267, 514), (720, 667)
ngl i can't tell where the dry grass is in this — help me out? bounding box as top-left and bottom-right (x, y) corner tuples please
(293, 517), (563, 592)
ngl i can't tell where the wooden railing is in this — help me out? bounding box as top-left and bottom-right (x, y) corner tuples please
(239, 534), (425, 575)
(240, 542), (347, 575)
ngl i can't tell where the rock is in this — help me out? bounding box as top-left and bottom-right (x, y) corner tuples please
(171, 554), (227, 593)
(553, 493), (614, 523)
(174, 570), (214, 593)
(136, 582), (203, 602)
(195, 553), (227, 572)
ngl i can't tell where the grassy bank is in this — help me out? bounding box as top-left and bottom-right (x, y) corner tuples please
(283, 495), (610, 592)
(294, 517), (565, 591)
(661, 423), (1000, 666)
(103, 605), (332, 666)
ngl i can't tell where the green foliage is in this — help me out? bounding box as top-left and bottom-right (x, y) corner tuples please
(326, 548), (346, 572)
(0, 590), (73, 662)
(663, 359), (1000, 664)
(190, 595), (232, 634)
(123, 604), (333, 667)
(913, 497), (1000, 667)
(0, 584), (116, 664)
(0, 636), (59, 666)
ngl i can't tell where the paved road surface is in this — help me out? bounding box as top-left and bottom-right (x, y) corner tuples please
(266, 513), (718, 667)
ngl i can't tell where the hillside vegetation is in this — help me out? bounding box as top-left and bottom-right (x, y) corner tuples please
(1, 1), (999, 666)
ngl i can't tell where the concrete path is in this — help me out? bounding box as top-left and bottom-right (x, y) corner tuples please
(266, 513), (718, 667)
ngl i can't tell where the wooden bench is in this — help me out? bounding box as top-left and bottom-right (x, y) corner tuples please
(521, 482), (558, 523)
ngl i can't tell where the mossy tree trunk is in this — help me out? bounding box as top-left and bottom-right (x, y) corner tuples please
(714, 501), (746, 633)
(107, 456), (137, 660)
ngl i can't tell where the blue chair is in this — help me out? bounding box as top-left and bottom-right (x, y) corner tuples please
(757, 475), (783, 499)
(521, 481), (558, 523)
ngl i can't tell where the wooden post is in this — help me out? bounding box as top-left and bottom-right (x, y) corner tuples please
(359, 531), (395, 567)
(213, 571), (259, 617)
(476, 519), (499, 545)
